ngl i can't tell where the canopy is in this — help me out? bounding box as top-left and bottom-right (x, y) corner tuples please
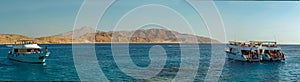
(229, 40), (245, 44)
(14, 44), (41, 49)
(249, 41), (276, 44)
(16, 40), (37, 44)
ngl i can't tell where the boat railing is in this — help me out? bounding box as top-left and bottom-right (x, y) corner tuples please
(15, 40), (38, 45)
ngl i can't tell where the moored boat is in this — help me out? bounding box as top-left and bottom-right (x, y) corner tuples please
(250, 41), (285, 61)
(226, 40), (285, 62)
(226, 41), (262, 61)
(7, 40), (50, 63)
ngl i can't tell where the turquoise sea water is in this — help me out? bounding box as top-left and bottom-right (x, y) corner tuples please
(0, 44), (299, 81)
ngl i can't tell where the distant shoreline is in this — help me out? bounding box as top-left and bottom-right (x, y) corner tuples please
(1, 42), (299, 45)
(0, 28), (221, 45)
(0, 42), (223, 45)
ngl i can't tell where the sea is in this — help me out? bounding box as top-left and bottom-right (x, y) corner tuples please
(0, 44), (299, 81)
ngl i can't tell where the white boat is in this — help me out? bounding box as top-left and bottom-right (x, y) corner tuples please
(226, 40), (285, 61)
(226, 41), (262, 61)
(250, 41), (285, 61)
(7, 40), (50, 63)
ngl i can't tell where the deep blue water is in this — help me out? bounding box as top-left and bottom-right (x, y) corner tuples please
(0, 44), (299, 81)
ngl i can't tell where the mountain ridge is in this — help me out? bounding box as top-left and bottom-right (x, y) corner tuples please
(0, 27), (220, 44)
(52, 26), (99, 38)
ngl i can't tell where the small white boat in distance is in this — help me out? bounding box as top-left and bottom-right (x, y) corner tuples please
(7, 40), (50, 64)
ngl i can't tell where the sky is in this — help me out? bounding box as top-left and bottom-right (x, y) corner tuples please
(0, 0), (300, 44)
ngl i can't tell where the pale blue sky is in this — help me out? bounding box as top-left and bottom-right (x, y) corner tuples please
(216, 1), (300, 44)
(0, 0), (299, 43)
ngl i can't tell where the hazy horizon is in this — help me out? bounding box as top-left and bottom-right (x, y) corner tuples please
(0, 1), (300, 44)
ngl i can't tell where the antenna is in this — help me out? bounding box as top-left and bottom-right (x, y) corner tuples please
(273, 34), (277, 42)
(234, 32), (236, 41)
(273, 33), (278, 45)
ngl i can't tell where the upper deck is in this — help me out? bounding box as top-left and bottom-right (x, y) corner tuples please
(13, 40), (41, 49)
(228, 40), (280, 50)
(249, 40), (277, 47)
(15, 40), (37, 45)
(229, 40), (245, 45)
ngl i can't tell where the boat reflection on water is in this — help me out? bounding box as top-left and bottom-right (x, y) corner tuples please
(0, 58), (48, 80)
(221, 60), (284, 81)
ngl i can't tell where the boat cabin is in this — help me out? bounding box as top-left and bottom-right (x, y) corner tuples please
(227, 40), (261, 60)
(13, 48), (42, 53)
(11, 40), (42, 54)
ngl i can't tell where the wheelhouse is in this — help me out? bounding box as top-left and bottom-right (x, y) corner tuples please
(13, 48), (42, 53)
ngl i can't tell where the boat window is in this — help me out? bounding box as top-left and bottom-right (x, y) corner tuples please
(34, 49), (41, 52)
(241, 50), (250, 55)
(27, 49), (31, 52)
(26, 49), (41, 52)
(14, 49), (18, 52)
(231, 48), (238, 53)
(27, 49), (34, 52)
(13, 49), (41, 53)
(15, 49), (27, 52)
(265, 50), (269, 54)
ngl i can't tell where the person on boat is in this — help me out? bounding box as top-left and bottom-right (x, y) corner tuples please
(45, 46), (49, 52)
(248, 54), (252, 60)
(249, 51), (254, 59)
(271, 50), (276, 58)
(268, 50), (274, 59)
(35, 49), (40, 53)
(271, 44), (277, 47)
(251, 51), (255, 59)
(31, 49), (34, 53)
(276, 50), (281, 58)
(281, 53), (285, 60)
(241, 43), (246, 47)
(254, 54), (258, 59)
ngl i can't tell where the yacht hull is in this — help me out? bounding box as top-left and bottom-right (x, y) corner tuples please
(8, 52), (50, 63)
(226, 52), (262, 62)
(262, 54), (285, 61)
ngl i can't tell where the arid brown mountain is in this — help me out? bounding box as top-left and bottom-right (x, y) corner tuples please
(0, 34), (33, 44)
(80, 28), (220, 43)
(0, 27), (220, 44)
(35, 36), (72, 44)
(0, 34), (72, 44)
(53, 26), (99, 38)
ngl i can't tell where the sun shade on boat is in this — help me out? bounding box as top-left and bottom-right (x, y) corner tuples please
(14, 44), (41, 49)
